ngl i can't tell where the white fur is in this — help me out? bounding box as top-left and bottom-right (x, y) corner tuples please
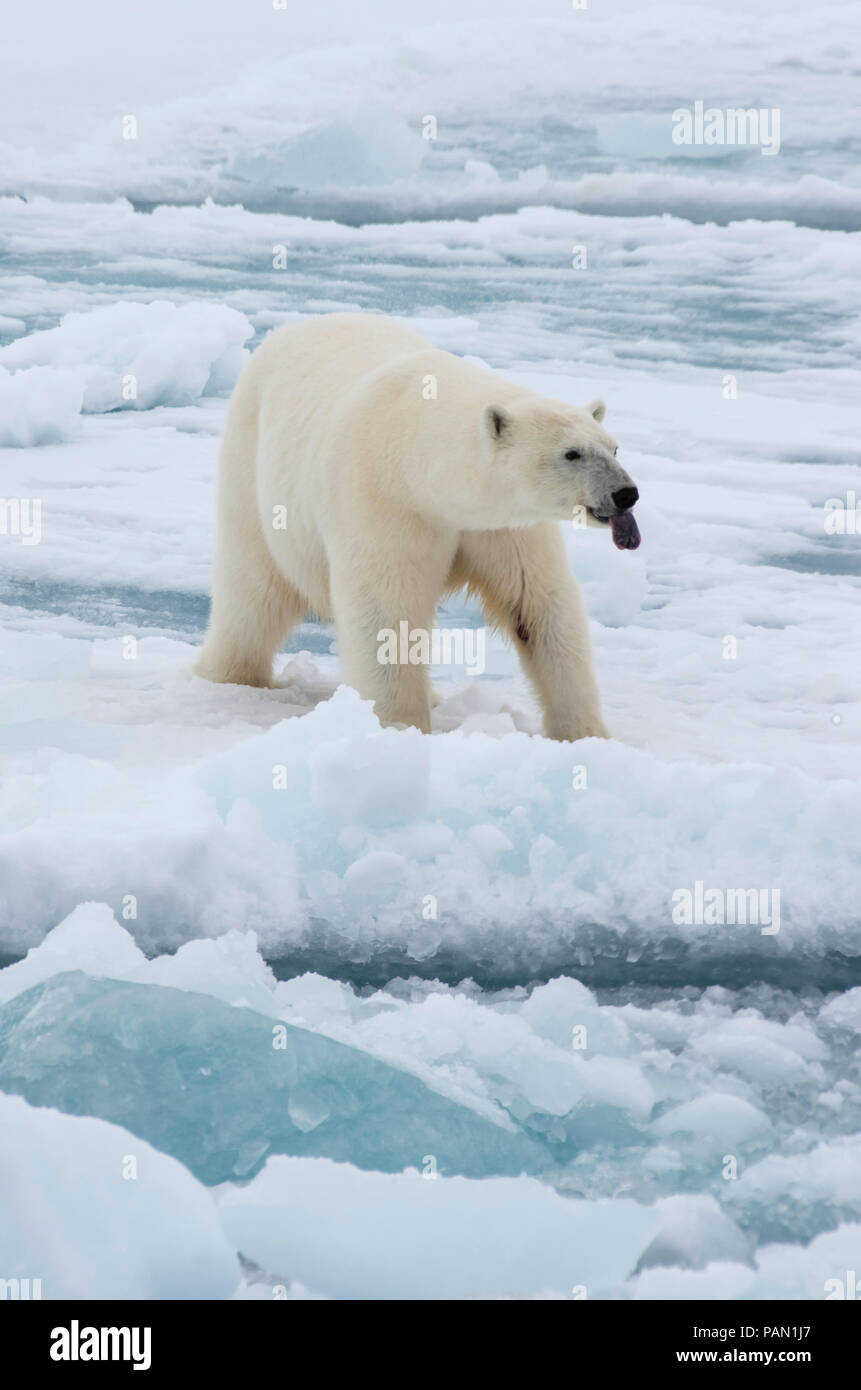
(196, 313), (638, 741)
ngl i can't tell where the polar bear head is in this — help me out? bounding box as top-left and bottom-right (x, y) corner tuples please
(480, 397), (641, 548)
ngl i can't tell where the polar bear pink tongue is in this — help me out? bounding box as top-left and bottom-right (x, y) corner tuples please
(610, 511), (641, 551)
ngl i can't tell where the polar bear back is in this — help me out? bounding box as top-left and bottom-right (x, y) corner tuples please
(244, 314), (531, 541)
(250, 313), (434, 514)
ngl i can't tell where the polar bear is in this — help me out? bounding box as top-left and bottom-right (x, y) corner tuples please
(195, 313), (640, 741)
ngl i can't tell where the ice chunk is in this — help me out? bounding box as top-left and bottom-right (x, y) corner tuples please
(686, 1015), (827, 1086)
(820, 987), (861, 1033)
(0, 973), (545, 1184)
(217, 1154), (660, 1299)
(635, 1194), (753, 1271)
(750, 1223), (861, 1300)
(519, 975), (632, 1056)
(653, 1092), (772, 1145)
(0, 901), (145, 1004)
(0, 362), (83, 445)
(226, 109), (425, 192)
(0, 1092), (239, 1299)
(0, 301), (253, 413)
(630, 1223), (861, 1301)
(287, 980), (655, 1143)
(728, 1136), (861, 1243)
(131, 928), (280, 1015)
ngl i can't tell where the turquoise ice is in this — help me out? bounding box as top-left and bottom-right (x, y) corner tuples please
(0, 972), (545, 1184)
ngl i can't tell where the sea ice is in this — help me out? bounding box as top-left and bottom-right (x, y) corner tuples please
(0, 1092), (239, 1299)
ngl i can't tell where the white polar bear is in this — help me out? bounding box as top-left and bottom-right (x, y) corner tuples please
(196, 313), (641, 741)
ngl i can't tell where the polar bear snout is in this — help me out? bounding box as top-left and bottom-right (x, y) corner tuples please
(585, 462), (642, 550)
(611, 485), (638, 512)
(584, 455), (638, 520)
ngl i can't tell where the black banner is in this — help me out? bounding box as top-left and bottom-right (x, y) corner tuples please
(4, 1299), (856, 1374)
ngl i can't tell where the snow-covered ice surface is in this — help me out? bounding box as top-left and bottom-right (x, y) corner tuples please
(1, 0), (860, 1300)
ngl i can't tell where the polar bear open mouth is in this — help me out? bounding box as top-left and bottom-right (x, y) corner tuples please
(589, 508), (642, 551)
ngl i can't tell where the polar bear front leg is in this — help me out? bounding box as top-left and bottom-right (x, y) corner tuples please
(456, 524), (610, 742)
(329, 523), (456, 734)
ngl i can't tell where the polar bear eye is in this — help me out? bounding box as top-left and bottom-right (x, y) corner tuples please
(564, 449), (582, 461)
(613, 447), (619, 456)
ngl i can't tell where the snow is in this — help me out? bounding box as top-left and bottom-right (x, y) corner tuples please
(217, 1155), (659, 1300)
(0, 364), (83, 447)
(1, 0), (859, 1301)
(0, 1092), (239, 1299)
(0, 302), (252, 419)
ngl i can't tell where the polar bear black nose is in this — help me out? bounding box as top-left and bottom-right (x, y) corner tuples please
(612, 486), (639, 512)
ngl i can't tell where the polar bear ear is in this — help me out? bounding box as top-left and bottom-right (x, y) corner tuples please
(483, 404), (512, 442)
(586, 399), (606, 423)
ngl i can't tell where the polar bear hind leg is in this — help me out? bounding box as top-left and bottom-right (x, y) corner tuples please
(195, 407), (306, 688)
(196, 551), (304, 689)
